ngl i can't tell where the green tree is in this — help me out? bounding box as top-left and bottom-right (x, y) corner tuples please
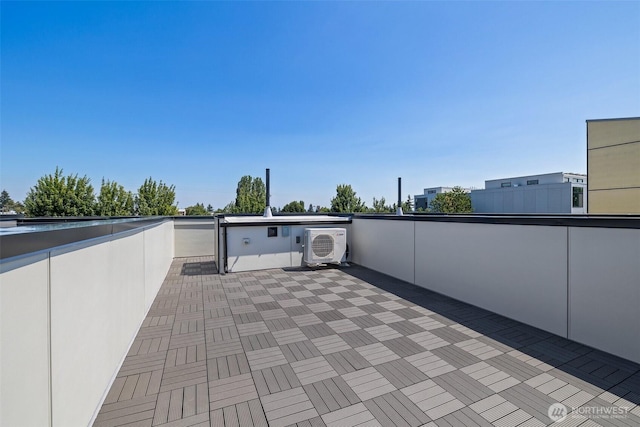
(281, 200), (305, 213)
(206, 204), (214, 214)
(186, 203), (208, 215)
(330, 184), (366, 213)
(96, 179), (134, 216)
(429, 187), (473, 213)
(24, 167), (96, 217)
(135, 177), (178, 216)
(370, 197), (393, 213)
(0, 190), (24, 214)
(0, 190), (13, 211)
(233, 175), (266, 214)
(402, 195), (413, 213)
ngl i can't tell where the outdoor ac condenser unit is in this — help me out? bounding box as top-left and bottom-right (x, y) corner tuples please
(303, 228), (347, 265)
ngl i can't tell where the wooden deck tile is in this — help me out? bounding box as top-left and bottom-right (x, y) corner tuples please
(376, 358), (429, 389)
(261, 387), (319, 427)
(291, 356), (339, 385)
(246, 346), (288, 371)
(209, 373), (258, 411)
(355, 342), (399, 365)
(321, 403), (381, 427)
(95, 258), (640, 427)
(341, 367), (396, 401)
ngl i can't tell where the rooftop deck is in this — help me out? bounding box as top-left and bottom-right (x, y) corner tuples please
(94, 257), (640, 427)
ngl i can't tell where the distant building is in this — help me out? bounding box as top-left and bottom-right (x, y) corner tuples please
(586, 117), (640, 214)
(470, 172), (587, 214)
(414, 187), (471, 211)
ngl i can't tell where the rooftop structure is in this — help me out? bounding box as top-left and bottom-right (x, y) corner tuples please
(470, 172), (587, 214)
(587, 117), (640, 214)
(1, 214), (639, 426)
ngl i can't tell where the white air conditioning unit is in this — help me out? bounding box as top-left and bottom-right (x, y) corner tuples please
(304, 228), (347, 265)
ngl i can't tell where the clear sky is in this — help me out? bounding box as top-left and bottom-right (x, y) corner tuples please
(2, 1), (639, 210)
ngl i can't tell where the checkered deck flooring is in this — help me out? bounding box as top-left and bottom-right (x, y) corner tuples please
(94, 257), (640, 427)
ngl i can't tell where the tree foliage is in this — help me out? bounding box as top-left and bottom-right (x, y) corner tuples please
(281, 200), (306, 213)
(0, 189), (24, 214)
(96, 179), (134, 216)
(135, 177), (178, 216)
(429, 186), (473, 213)
(233, 175), (266, 214)
(330, 184), (366, 213)
(24, 167), (96, 217)
(0, 190), (12, 209)
(370, 197), (393, 213)
(206, 204), (214, 213)
(186, 203), (208, 215)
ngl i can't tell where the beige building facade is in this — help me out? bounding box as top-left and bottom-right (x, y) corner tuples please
(587, 117), (640, 214)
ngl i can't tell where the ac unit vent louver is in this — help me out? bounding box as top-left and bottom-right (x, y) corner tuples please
(304, 228), (347, 266)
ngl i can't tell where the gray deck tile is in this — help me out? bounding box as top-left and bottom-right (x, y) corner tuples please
(265, 317), (298, 332)
(431, 370), (494, 405)
(324, 349), (372, 375)
(355, 342), (400, 365)
(311, 334), (351, 355)
(273, 327), (308, 345)
(341, 366), (396, 400)
(401, 379), (465, 420)
(207, 353), (250, 380)
(389, 319), (430, 335)
(386, 336), (433, 358)
(233, 311), (262, 324)
(314, 310), (346, 322)
(365, 324), (403, 341)
(253, 364), (302, 396)
(436, 406), (494, 427)
(261, 387), (319, 427)
(291, 356), (339, 385)
(209, 373), (258, 411)
(95, 258), (640, 427)
(245, 346), (288, 371)
(405, 350), (456, 378)
(485, 353), (546, 382)
(321, 402), (382, 427)
(206, 338), (243, 358)
(240, 332), (278, 351)
(432, 343), (483, 368)
(301, 323), (335, 340)
(303, 376), (360, 415)
(339, 329), (378, 348)
(281, 340), (322, 362)
(376, 358), (429, 388)
(350, 314), (385, 329)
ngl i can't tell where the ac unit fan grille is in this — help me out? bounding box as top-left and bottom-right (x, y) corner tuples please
(311, 234), (334, 257)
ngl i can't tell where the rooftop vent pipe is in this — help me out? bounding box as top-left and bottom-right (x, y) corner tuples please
(397, 177), (403, 216)
(264, 168), (273, 218)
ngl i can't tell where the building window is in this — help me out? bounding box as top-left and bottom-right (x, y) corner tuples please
(527, 180), (539, 185)
(427, 190), (436, 194)
(572, 187), (584, 208)
(501, 182), (511, 188)
(576, 178), (584, 183)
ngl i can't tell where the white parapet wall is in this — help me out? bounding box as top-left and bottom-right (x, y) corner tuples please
(568, 227), (640, 363)
(351, 216), (640, 364)
(174, 217), (216, 258)
(0, 220), (174, 427)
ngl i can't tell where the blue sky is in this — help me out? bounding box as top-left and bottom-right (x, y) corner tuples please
(2, 1), (639, 210)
